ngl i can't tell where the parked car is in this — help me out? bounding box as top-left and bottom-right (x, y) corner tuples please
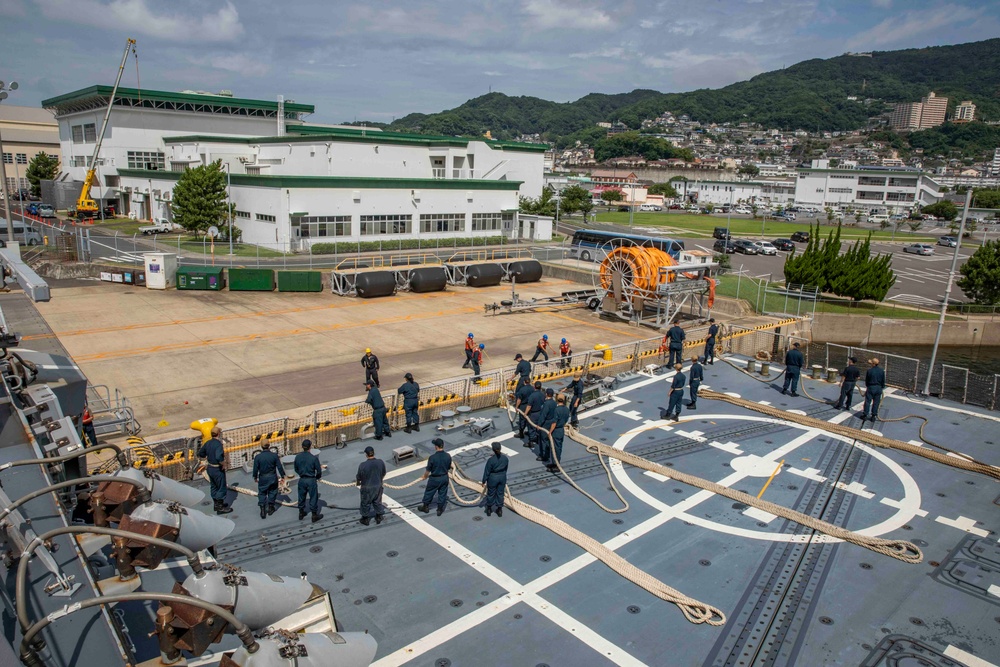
(733, 206), (751, 215)
(138, 219), (180, 235)
(752, 241), (778, 256)
(937, 236), (958, 248)
(713, 239), (736, 254)
(37, 204), (56, 219)
(712, 227), (731, 240)
(774, 213), (796, 222)
(639, 204), (662, 212)
(903, 243), (934, 256)
(7, 220), (43, 245)
(772, 238), (795, 251)
(733, 239), (759, 254)
(668, 204), (682, 210)
(790, 231), (810, 242)
(921, 214), (939, 221)
(24, 203), (40, 216)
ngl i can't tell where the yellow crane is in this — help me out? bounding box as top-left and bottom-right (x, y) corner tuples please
(75, 38), (136, 219)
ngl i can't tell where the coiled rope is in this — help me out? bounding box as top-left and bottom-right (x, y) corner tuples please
(701, 390), (999, 481)
(565, 425), (923, 564)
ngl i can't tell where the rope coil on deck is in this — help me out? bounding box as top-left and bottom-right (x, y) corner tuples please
(701, 389), (999, 481)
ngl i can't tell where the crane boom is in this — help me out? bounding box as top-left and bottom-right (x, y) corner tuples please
(75, 38), (136, 219)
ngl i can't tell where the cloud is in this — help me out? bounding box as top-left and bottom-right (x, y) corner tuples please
(569, 46), (626, 59)
(483, 71), (504, 77)
(34, 0), (244, 42)
(872, 0), (891, 7)
(521, 0), (614, 30)
(188, 53), (270, 78)
(846, 4), (983, 50)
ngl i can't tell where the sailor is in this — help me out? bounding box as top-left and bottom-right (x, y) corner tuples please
(197, 426), (232, 515)
(781, 342), (804, 397)
(559, 338), (572, 368)
(524, 381), (546, 448)
(834, 356), (861, 410)
(667, 363), (686, 422)
(81, 404), (98, 448)
(666, 323), (686, 367)
(862, 357), (886, 421)
(463, 333), (475, 369)
(417, 438), (452, 516)
(251, 438), (286, 519)
(688, 355), (704, 410)
(564, 371), (585, 427)
(361, 348), (380, 388)
(365, 381), (391, 440)
(530, 334), (550, 363)
(356, 445), (387, 526)
(704, 318), (719, 365)
(398, 372), (421, 433)
(511, 353), (532, 385)
(513, 376), (535, 440)
(471, 343), (485, 381)
(481, 441), (508, 517)
(294, 439), (323, 523)
(547, 394), (571, 472)
(536, 388), (557, 463)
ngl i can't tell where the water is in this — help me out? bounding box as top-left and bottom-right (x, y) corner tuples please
(852, 344), (1000, 376)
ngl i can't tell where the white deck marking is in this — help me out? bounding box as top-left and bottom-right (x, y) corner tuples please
(833, 481), (875, 499)
(614, 409), (645, 421)
(643, 471), (670, 482)
(935, 515), (990, 537)
(907, 440), (924, 447)
(676, 429), (706, 442)
(757, 400), (772, 406)
(709, 440), (743, 455)
(384, 435), (516, 480)
(788, 467), (827, 482)
(743, 507), (778, 524)
(880, 497), (927, 517)
(989, 584), (1000, 599)
(377, 495), (648, 667)
(943, 645), (999, 667)
(887, 392), (1000, 423)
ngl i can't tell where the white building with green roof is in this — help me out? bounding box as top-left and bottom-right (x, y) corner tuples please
(41, 86), (548, 248)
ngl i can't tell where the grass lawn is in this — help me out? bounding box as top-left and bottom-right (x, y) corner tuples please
(594, 211), (938, 243)
(713, 273), (947, 320)
(176, 239), (287, 258)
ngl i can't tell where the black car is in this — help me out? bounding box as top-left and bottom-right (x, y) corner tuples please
(772, 238), (795, 251)
(713, 239), (736, 254)
(790, 231), (810, 242)
(733, 239), (759, 254)
(713, 227), (731, 240)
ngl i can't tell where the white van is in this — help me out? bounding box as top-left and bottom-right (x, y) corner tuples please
(868, 214), (890, 225)
(6, 220), (44, 246)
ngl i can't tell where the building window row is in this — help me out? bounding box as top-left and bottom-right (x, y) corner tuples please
(127, 151), (165, 170)
(296, 215), (351, 237)
(885, 192), (915, 202)
(360, 214), (412, 236)
(2, 153), (27, 165)
(830, 174), (855, 180)
(420, 213), (465, 233)
(71, 123), (97, 143)
(256, 213), (277, 223)
(857, 177), (887, 186)
(234, 210), (251, 219)
(887, 178), (917, 188)
(828, 188), (853, 194)
(471, 212), (502, 231)
(856, 191), (883, 201)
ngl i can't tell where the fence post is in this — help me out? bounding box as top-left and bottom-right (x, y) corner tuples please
(632, 342), (641, 371)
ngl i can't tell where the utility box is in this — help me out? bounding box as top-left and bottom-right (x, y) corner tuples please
(228, 268), (275, 291)
(277, 271), (323, 292)
(176, 266), (225, 291)
(143, 252), (177, 290)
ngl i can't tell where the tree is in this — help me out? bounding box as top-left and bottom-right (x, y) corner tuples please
(854, 211), (863, 226)
(972, 189), (1000, 209)
(921, 201), (958, 221)
(750, 204), (759, 219)
(647, 182), (678, 198)
(558, 184), (592, 216)
(519, 186), (557, 217)
(602, 188), (624, 203)
(957, 240), (1000, 304)
(737, 164), (760, 180)
(25, 152), (60, 198)
(907, 220), (923, 232)
(170, 160), (230, 235)
(784, 223), (895, 301)
(825, 207), (836, 224)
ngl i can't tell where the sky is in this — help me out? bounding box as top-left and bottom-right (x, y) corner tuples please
(2, 0), (997, 124)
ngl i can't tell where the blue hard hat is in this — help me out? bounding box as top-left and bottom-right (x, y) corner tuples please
(468, 332), (474, 337)
(561, 338), (567, 343)
(542, 334), (548, 340)
(479, 343), (485, 349)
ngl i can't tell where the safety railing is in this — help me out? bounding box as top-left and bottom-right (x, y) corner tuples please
(824, 344), (920, 394)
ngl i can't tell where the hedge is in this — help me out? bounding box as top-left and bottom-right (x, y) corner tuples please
(309, 236), (508, 255)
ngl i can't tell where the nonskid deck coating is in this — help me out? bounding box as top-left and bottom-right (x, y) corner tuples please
(119, 360), (1000, 667)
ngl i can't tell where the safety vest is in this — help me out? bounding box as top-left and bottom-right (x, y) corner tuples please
(658, 335), (668, 352)
(465, 338), (475, 351)
(538, 338), (548, 349)
(560, 342), (570, 354)
(473, 350), (483, 363)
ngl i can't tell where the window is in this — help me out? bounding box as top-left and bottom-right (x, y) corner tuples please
(295, 215), (351, 237)
(830, 174), (854, 180)
(419, 213), (465, 233)
(256, 213), (276, 223)
(127, 151), (165, 170)
(828, 187), (852, 194)
(71, 123), (97, 143)
(71, 156), (87, 168)
(2, 153), (10, 164)
(71, 125), (83, 143)
(234, 210), (251, 219)
(858, 176), (886, 186)
(15, 154), (27, 165)
(360, 214), (411, 235)
(471, 213), (502, 231)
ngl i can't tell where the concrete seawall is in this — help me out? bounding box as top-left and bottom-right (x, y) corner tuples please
(810, 312), (1000, 347)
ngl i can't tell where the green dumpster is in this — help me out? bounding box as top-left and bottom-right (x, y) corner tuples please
(277, 271), (323, 292)
(228, 268), (275, 291)
(176, 266), (225, 291)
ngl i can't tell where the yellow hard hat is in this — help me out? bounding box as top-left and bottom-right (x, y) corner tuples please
(365, 348), (371, 353)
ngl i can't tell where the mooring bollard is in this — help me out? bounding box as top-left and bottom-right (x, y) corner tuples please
(760, 361), (771, 377)
(811, 364), (823, 380)
(826, 367), (839, 383)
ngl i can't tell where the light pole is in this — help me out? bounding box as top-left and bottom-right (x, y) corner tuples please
(223, 162), (233, 256)
(923, 189), (972, 396)
(0, 79), (19, 242)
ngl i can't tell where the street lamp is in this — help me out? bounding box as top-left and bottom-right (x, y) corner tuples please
(222, 161), (233, 256)
(0, 79), (19, 242)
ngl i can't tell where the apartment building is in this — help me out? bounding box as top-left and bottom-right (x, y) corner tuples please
(953, 101), (976, 123)
(889, 92), (949, 130)
(794, 165), (940, 213)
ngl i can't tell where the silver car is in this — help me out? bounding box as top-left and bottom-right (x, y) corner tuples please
(937, 236), (957, 248)
(752, 240), (778, 256)
(903, 243), (934, 256)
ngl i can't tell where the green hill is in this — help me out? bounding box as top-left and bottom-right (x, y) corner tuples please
(375, 39), (1000, 140)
